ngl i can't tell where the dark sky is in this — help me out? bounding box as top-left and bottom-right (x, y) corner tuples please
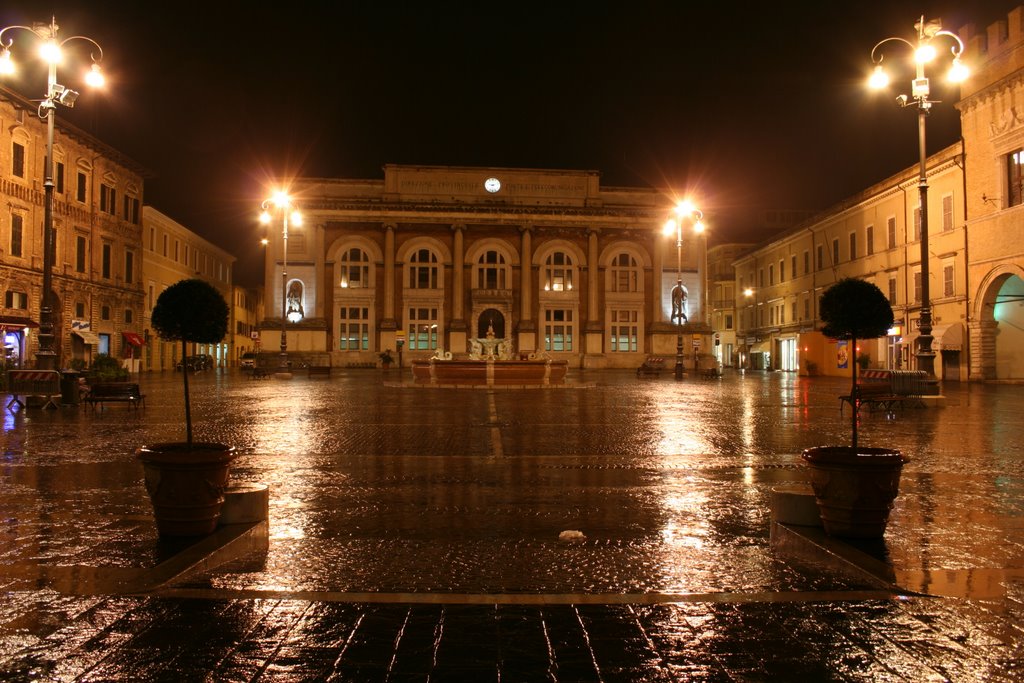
(2, 1), (1020, 284)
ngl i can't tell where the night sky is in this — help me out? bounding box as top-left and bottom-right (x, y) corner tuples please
(2, 1), (1020, 284)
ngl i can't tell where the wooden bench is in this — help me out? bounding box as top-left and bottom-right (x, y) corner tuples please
(308, 365), (331, 378)
(637, 357), (666, 378)
(839, 383), (903, 416)
(85, 382), (146, 410)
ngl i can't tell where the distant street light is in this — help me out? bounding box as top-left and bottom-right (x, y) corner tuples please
(0, 18), (105, 369)
(869, 16), (968, 385)
(260, 191), (302, 378)
(662, 201), (704, 380)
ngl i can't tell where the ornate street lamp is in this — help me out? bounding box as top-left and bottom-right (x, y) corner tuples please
(869, 16), (968, 385)
(0, 18), (105, 370)
(260, 191), (302, 378)
(662, 200), (705, 380)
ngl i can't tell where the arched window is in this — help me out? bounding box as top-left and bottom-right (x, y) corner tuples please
(610, 252), (640, 292)
(476, 250), (508, 289)
(409, 249), (438, 289)
(340, 247), (369, 289)
(544, 252), (574, 292)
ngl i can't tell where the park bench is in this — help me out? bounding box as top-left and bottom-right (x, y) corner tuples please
(839, 382), (903, 416)
(84, 382), (146, 410)
(308, 365), (331, 378)
(6, 370), (61, 410)
(636, 357), (666, 378)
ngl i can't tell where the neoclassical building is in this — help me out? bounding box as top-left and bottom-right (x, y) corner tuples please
(260, 165), (710, 369)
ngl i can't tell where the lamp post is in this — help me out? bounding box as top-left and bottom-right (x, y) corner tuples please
(260, 191), (302, 378)
(662, 201), (704, 380)
(869, 16), (968, 384)
(0, 18), (105, 370)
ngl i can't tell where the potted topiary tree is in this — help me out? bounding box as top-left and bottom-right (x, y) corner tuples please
(137, 279), (236, 536)
(802, 278), (907, 538)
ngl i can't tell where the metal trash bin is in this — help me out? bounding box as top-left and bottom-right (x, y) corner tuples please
(60, 370), (81, 406)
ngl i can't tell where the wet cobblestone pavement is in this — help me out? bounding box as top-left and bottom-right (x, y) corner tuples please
(1, 369), (1022, 680)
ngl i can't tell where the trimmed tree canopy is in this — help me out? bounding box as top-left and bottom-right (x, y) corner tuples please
(151, 279), (229, 344)
(820, 278), (894, 341)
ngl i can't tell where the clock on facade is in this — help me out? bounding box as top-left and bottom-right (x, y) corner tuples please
(484, 177), (501, 193)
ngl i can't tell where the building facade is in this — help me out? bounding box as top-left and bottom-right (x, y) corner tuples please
(0, 85), (147, 370)
(232, 285), (263, 366)
(959, 7), (1024, 380)
(733, 144), (968, 379)
(261, 165), (711, 369)
(141, 207), (235, 370)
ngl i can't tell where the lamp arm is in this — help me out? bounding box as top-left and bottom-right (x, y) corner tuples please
(870, 36), (914, 63)
(61, 35), (104, 63)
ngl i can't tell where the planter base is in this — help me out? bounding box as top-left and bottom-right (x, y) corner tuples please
(801, 446), (906, 539)
(137, 442), (237, 536)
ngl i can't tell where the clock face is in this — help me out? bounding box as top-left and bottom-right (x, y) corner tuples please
(484, 177), (501, 193)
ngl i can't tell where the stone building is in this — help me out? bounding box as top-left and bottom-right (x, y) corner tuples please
(0, 85), (147, 370)
(261, 165), (710, 369)
(959, 7), (1024, 380)
(141, 207), (235, 370)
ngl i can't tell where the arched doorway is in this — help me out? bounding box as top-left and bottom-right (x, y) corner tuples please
(974, 269), (1024, 380)
(477, 309), (505, 338)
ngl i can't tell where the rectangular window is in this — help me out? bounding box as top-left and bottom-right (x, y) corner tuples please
(1009, 149), (1024, 207)
(101, 243), (111, 279)
(803, 250), (809, 275)
(125, 250), (135, 284)
(831, 238), (840, 265)
(339, 307), (370, 351)
(943, 263), (955, 297)
(816, 245), (824, 271)
(913, 206), (922, 242)
(942, 195), (953, 232)
(100, 184), (116, 215)
(888, 276), (897, 305)
(803, 297), (810, 320)
(790, 255), (796, 280)
(4, 291), (28, 309)
(779, 259), (785, 282)
(56, 161), (64, 194)
(544, 308), (574, 352)
(174, 240), (180, 262)
(849, 232), (857, 260)
(887, 217), (897, 249)
(75, 302), (86, 317)
(76, 172), (87, 203)
(759, 269), (765, 287)
(913, 270), (922, 303)
(769, 264), (774, 286)
(609, 309), (638, 353)
(791, 301), (797, 322)
(123, 196), (140, 224)
(407, 307), (438, 350)
(11, 142), (25, 178)
(725, 314), (733, 329)
(10, 214), (23, 257)
(162, 234), (168, 257)
(75, 235), (87, 273)
(866, 225), (874, 256)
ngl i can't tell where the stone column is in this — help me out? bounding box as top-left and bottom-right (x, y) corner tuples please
(584, 229), (603, 366)
(449, 224), (467, 354)
(652, 227), (665, 323)
(383, 223), (396, 324)
(518, 225), (536, 351)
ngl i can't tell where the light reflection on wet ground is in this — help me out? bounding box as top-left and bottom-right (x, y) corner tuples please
(2, 369), (1024, 680)
(1, 369), (1021, 598)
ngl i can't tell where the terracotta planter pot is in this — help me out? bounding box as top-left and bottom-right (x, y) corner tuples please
(137, 442), (237, 536)
(801, 446), (907, 538)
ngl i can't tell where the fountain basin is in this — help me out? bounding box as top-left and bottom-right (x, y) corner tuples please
(412, 359), (568, 386)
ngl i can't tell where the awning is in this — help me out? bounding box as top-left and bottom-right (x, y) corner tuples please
(899, 331), (919, 347)
(934, 323), (964, 351)
(122, 331), (146, 347)
(750, 341), (770, 354)
(72, 329), (100, 346)
(0, 316), (39, 331)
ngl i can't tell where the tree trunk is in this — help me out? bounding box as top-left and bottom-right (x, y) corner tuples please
(851, 335), (858, 451)
(182, 339), (193, 447)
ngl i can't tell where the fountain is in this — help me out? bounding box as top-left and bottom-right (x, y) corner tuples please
(411, 322), (568, 386)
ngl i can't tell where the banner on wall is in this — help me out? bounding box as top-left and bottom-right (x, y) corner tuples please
(836, 340), (849, 369)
